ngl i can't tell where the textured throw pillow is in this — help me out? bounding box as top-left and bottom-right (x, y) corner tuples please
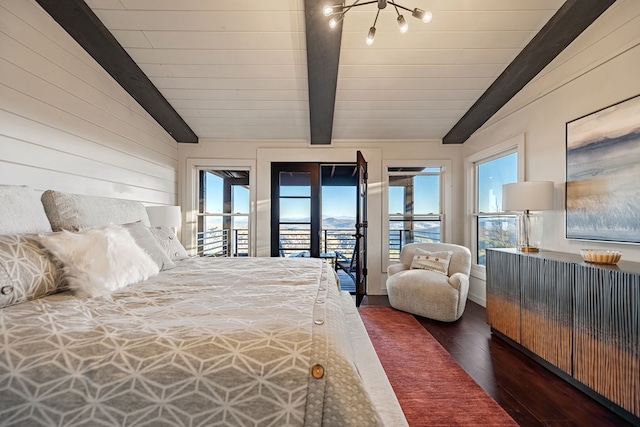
(122, 222), (176, 271)
(409, 249), (453, 275)
(0, 234), (65, 308)
(38, 225), (160, 297)
(149, 226), (189, 261)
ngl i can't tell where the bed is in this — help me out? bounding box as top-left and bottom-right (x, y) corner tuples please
(0, 185), (407, 426)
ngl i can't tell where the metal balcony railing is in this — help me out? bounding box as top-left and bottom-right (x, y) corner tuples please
(197, 229), (249, 257)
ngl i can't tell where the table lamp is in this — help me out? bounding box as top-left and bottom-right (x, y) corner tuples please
(502, 181), (554, 252)
(146, 206), (182, 231)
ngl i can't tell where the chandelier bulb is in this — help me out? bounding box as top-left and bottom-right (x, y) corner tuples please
(323, 5), (335, 16)
(412, 8), (432, 23)
(366, 27), (376, 45)
(397, 15), (408, 33)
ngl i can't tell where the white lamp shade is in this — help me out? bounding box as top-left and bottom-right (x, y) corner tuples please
(146, 206), (182, 227)
(502, 181), (554, 211)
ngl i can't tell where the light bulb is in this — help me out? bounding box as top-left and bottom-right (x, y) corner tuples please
(397, 15), (408, 33)
(323, 5), (334, 16)
(412, 8), (432, 23)
(366, 27), (376, 45)
(329, 17), (339, 28)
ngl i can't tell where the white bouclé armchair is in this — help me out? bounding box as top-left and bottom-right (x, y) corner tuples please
(386, 242), (472, 322)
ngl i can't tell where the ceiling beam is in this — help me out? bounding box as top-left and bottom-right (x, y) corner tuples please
(304, 0), (343, 145)
(443, 0), (617, 144)
(34, 0), (198, 143)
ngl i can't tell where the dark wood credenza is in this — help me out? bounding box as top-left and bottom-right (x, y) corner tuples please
(486, 248), (639, 423)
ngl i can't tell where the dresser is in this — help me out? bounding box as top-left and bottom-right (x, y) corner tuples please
(486, 248), (639, 423)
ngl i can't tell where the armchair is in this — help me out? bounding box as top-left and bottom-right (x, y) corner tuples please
(386, 242), (471, 322)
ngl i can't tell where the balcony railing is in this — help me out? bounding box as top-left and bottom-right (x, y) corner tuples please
(197, 223), (441, 262)
(197, 229), (249, 257)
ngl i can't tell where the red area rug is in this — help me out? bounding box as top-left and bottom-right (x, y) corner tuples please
(359, 306), (517, 426)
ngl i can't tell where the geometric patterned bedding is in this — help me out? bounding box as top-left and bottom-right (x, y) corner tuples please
(0, 257), (383, 426)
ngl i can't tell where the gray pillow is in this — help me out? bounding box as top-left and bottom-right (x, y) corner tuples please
(41, 190), (151, 231)
(0, 234), (64, 308)
(149, 226), (189, 261)
(0, 185), (52, 235)
(122, 222), (176, 271)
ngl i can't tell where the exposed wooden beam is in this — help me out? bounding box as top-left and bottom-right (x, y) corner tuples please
(443, 0), (617, 144)
(34, 0), (198, 143)
(304, 0), (343, 145)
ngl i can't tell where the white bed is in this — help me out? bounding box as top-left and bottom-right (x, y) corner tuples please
(0, 185), (406, 426)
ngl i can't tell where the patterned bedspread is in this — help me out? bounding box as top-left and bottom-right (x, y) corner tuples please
(0, 257), (383, 426)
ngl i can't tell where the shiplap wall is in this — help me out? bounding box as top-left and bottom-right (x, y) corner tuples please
(0, 0), (179, 205)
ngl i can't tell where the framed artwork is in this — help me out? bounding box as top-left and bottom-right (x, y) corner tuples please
(566, 93), (640, 243)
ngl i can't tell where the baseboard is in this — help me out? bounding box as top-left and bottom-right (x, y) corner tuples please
(467, 293), (486, 307)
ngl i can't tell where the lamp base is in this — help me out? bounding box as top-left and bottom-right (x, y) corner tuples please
(518, 246), (540, 253)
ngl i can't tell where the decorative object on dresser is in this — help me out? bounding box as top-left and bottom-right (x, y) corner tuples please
(502, 181), (554, 252)
(566, 93), (640, 243)
(486, 248), (640, 425)
(386, 242), (472, 322)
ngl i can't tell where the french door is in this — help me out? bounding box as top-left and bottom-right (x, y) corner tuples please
(270, 163), (320, 258)
(354, 151), (368, 306)
(270, 152), (368, 305)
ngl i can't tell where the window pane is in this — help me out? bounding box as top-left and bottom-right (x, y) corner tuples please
(387, 166), (443, 263)
(279, 224), (310, 256)
(204, 172), (223, 213)
(280, 198), (310, 222)
(198, 169), (251, 257)
(280, 172), (310, 197)
(476, 152), (518, 265)
(477, 215), (516, 265)
(477, 153), (517, 213)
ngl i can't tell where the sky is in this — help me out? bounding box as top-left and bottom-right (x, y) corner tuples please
(205, 171), (442, 220)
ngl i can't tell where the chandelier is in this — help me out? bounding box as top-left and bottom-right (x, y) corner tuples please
(323, 0), (432, 45)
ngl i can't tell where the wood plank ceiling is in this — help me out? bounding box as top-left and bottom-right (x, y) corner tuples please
(36, 0), (616, 144)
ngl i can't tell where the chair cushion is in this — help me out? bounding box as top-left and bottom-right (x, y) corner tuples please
(409, 249), (452, 275)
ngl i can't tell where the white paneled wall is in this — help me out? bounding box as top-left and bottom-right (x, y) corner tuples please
(0, 0), (178, 205)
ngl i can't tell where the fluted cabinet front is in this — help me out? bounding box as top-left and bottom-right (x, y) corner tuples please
(486, 248), (640, 421)
(486, 249), (521, 343)
(573, 266), (640, 418)
(520, 256), (573, 374)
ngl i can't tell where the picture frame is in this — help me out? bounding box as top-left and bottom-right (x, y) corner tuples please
(566, 93), (640, 243)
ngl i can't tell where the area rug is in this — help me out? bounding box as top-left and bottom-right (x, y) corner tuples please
(359, 306), (517, 426)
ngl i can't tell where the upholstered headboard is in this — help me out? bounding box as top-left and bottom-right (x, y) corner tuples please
(41, 190), (151, 231)
(0, 185), (52, 235)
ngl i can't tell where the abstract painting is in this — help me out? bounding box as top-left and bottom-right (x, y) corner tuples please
(566, 94), (640, 243)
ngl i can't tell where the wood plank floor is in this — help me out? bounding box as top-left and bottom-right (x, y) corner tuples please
(361, 296), (635, 427)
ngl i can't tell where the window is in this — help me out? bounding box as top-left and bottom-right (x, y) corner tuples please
(198, 170), (250, 257)
(474, 153), (518, 265)
(387, 166), (443, 263)
(466, 135), (523, 269)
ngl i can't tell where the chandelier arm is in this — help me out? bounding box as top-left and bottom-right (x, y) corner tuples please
(387, 1), (413, 13)
(372, 7), (381, 26)
(343, 0), (377, 13)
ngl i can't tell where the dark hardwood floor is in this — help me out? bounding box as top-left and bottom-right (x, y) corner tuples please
(361, 295), (635, 427)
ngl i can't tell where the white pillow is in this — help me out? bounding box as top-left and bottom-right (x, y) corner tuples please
(409, 249), (453, 275)
(39, 225), (160, 297)
(149, 226), (189, 261)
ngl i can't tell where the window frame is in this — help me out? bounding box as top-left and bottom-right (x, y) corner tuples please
(382, 160), (452, 271)
(464, 134), (525, 280)
(183, 158), (256, 257)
